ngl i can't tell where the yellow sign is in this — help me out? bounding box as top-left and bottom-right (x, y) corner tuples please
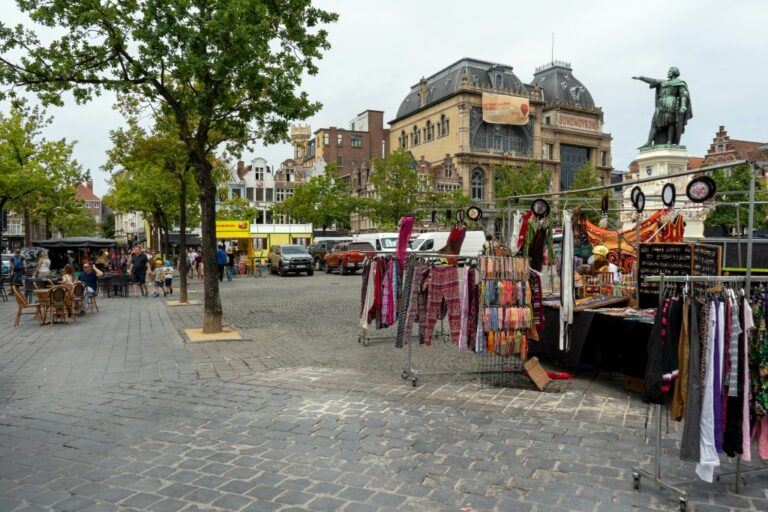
(216, 220), (250, 238)
(482, 93), (529, 125)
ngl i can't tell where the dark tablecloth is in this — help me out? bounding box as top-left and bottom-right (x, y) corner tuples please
(528, 306), (652, 378)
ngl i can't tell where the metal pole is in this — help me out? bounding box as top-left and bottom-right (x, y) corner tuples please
(746, 165), (756, 296)
(736, 206), (742, 268)
(655, 403), (662, 480)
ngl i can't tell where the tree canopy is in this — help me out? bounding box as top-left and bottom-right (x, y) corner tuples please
(493, 160), (551, 209)
(0, 0), (338, 331)
(705, 164), (768, 233)
(274, 163), (359, 231)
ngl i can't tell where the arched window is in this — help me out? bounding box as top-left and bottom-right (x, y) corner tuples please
(426, 120), (434, 141)
(400, 130), (407, 148)
(439, 115), (449, 136)
(471, 168), (485, 201)
(412, 125), (420, 145)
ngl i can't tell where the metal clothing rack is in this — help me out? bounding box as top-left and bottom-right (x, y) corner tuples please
(397, 251), (476, 387)
(631, 274), (768, 510)
(358, 253), (400, 347)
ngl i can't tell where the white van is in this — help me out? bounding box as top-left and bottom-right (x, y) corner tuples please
(409, 231), (486, 257)
(353, 232), (399, 253)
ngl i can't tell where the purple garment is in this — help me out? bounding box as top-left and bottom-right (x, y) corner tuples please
(713, 299), (723, 453)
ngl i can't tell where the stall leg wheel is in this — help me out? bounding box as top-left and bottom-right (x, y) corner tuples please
(401, 371), (409, 380)
(362, 338), (369, 347)
(358, 335), (362, 344)
(412, 377), (418, 387)
(678, 497), (687, 511)
(632, 472), (641, 491)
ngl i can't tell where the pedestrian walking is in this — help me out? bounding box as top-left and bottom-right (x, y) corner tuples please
(216, 244), (227, 282)
(226, 246), (234, 281)
(163, 259), (174, 295)
(128, 246), (149, 297)
(153, 259), (164, 297)
(10, 249), (25, 287)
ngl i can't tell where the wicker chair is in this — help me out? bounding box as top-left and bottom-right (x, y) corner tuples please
(11, 285), (43, 327)
(47, 285), (70, 325)
(71, 282), (86, 318)
(87, 287), (99, 313)
(0, 275), (7, 302)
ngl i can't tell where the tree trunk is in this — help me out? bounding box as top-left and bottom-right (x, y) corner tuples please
(23, 205), (31, 247)
(195, 159), (223, 333)
(0, 199), (6, 253)
(178, 170), (189, 303)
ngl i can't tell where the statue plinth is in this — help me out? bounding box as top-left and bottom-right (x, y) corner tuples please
(621, 146), (707, 239)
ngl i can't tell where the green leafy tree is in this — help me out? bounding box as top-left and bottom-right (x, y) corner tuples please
(101, 212), (116, 239)
(217, 195), (260, 222)
(0, 0), (338, 332)
(363, 149), (470, 230)
(0, 102), (85, 247)
(274, 164), (359, 232)
(52, 206), (98, 237)
(705, 165), (768, 233)
(493, 161), (551, 239)
(570, 163), (615, 225)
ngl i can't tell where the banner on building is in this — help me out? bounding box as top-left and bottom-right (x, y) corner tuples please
(482, 93), (529, 125)
(216, 220), (250, 238)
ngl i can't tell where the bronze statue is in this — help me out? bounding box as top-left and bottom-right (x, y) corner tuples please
(633, 67), (692, 147)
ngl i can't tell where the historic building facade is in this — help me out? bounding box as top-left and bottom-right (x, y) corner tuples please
(388, 58), (613, 233)
(703, 125), (767, 176)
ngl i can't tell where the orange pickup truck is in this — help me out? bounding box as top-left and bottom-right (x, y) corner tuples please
(324, 242), (375, 275)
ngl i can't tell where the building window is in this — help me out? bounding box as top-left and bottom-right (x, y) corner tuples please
(412, 125), (420, 146)
(232, 189), (242, 198)
(600, 151), (608, 167)
(337, 155), (343, 168)
(645, 166), (653, 177)
(255, 188), (264, 201)
(444, 162), (453, 178)
(351, 135), (362, 148)
(266, 188), (274, 202)
(252, 237), (268, 250)
(246, 187), (254, 201)
(399, 130), (407, 148)
(286, 169), (294, 182)
(337, 133), (343, 146)
(292, 236), (310, 247)
(254, 167), (264, 180)
(276, 189), (286, 202)
(323, 133), (329, 145)
(426, 120), (434, 142)
(471, 168), (485, 201)
(543, 143), (553, 160)
(545, 116), (551, 125)
(717, 144), (725, 152)
(439, 115), (449, 137)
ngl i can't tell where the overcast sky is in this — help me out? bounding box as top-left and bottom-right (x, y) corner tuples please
(4, 0), (767, 197)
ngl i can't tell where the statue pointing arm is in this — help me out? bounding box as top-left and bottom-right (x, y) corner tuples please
(632, 76), (662, 87)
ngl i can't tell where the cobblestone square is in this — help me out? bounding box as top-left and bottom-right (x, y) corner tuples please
(0, 274), (766, 511)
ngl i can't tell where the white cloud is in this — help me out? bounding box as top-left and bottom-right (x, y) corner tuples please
(4, 0), (767, 196)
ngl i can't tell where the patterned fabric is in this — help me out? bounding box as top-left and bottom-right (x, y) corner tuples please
(422, 266), (462, 346)
(397, 264), (428, 348)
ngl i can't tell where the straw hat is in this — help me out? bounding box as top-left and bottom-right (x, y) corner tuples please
(592, 245), (609, 257)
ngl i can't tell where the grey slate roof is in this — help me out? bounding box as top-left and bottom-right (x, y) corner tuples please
(394, 58), (530, 121)
(532, 61), (595, 108)
(393, 58), (596, 122)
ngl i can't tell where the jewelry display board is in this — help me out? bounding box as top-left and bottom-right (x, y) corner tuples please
(638, 243), (721, 308)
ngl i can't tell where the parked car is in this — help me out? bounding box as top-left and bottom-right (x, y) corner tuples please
(324, 242), (375, 275)
(353, 232), (399, 253)
(308, 239), (346, 271)
(267, 244), (314, 276)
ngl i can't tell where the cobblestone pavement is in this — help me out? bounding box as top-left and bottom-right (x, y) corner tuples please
(0, 275), (765, 511)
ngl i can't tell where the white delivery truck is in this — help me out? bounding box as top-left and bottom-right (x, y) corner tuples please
(353, 232), (399, 253)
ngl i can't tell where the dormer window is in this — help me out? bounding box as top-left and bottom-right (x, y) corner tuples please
(494, 73), (503, 89)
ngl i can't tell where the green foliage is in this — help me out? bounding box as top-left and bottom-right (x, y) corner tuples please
(570, 163), (616, 225)
(705, 165), (768, 232)
(363, 149), (471, 229)
(0, 0), (338, 330)
(217, 195), (260, 222)
(274, 163), (359, 231)
(493, 161), (551, 209)
(0, 101), (86, 242)
(52, 205), (98, 237)
(101, 212), (116, 239)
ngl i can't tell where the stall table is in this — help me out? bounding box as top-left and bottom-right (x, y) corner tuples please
(529, 296), (654, 378)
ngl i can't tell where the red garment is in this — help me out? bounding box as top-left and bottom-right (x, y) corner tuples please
(517, 211), (533, 251)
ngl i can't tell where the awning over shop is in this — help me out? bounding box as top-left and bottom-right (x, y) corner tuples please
(32, 237), (116, 249)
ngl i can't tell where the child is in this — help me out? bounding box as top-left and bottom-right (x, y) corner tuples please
(163, 259), (174, 295)
(153, 259), (164, 297)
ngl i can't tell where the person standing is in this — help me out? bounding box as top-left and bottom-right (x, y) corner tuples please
(163, 259), (174, 295)
(226, 246), (234, 281)
(10, 248), (26, 287)
(35, 250), (51, 280)
(128, 246), (149, 297)
(216, 244), (227, 283)
(195, 250), (204, 280)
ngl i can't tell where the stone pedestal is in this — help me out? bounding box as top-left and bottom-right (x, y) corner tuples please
(621, 145), (708, 239)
